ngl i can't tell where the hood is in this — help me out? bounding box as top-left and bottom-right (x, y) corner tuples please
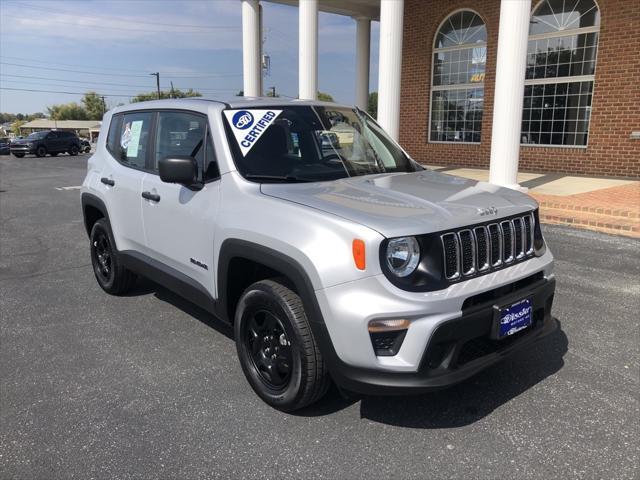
(261, 171), (538, 238)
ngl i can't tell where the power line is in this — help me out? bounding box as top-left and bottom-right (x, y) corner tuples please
(3, 1), (242, 31)
(0, 87), (134, 98)
(0, 55), (232, 76)
(1, 73), (170, 89)
(0, 55), (155, 74)
(0, 13), (239, 34)
(0, 62), (241, 78)
(0, 86), (240, 98)
(0, 62), (151, 77)
(0, 79), (147, 95)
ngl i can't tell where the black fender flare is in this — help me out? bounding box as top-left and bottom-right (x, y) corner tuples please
(217, 239), (348, 380)
(81, 192), (110, 237)
(217, 239), (325, 326)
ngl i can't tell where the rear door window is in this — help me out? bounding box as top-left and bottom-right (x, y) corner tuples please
(106, 111), (153, 170)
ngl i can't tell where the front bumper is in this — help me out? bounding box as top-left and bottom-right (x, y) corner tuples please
(10, 145), (34, 153)
(312, 275), (555, 395)
(310, 247), (556, 394)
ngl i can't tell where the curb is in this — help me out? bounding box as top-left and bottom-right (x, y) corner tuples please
(539, 207), (640, 239)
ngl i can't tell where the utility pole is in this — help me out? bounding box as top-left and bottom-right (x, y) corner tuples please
(170, 81), (175, 99)
(150, 72), (160, 99)
(100, 95), (106, 115)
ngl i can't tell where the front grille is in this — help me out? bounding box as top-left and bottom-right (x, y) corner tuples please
(441, 233), (460, 280)
(441, 212), (536, 281)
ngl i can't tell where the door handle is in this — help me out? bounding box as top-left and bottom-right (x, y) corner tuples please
(100, 177), (115, 186)
(142, 191), (161, 202)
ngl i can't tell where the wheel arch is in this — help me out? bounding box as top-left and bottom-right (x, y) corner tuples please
(217, 239), (325, 327)
(81, 193), (110, 237)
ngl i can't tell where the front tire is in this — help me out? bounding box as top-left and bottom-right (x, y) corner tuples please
(234, 279), (329, 411)
(90, 218), (136, 295)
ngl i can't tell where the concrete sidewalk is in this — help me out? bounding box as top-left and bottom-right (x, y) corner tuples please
(430, 166), (640, 238)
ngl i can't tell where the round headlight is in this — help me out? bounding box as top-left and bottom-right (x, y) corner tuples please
(385, 237), (420, 277)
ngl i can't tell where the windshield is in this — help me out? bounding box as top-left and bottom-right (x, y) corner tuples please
(223, 106), (417, 182)
(27, 131), (48, 140)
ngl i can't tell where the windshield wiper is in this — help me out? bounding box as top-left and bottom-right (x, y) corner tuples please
(244, 174), (313, 183)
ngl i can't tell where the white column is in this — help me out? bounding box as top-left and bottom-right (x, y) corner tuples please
(489, 0), (532, 189)
(354, 16), (371, 110)
(299, 0), (318, 100)
(242, 0), (262, 97)
(377, 0), (404, 141)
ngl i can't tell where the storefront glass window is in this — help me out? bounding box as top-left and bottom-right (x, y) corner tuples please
(430, 10), (486, 143)
(521, 0), (600, 146)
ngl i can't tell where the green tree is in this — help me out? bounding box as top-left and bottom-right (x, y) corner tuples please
(317, 91), (334, 102)
(82, 92), (105, 120)
(0, 112), (45, 124)
(47, 102), (88, 120)
(131, 88), (202, 103)
(0, 113), (16, 123)
(10, 119), (25, 134)
(367, 92), (378, 118)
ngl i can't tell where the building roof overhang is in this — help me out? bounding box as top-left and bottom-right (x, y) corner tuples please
(266, 0), (380, 20)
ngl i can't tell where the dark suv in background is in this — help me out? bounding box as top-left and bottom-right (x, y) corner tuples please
(10, 130), (81, 158)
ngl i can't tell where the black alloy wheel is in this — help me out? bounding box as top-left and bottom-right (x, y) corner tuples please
(91, 229), (113, 285)
(244, 309), (293, 389)
(89, 218), (136, 295)
(234, 279), (329, 411)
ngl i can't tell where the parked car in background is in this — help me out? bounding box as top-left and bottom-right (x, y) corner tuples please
(10, 130), (81, 158)
(80, 139), (91, 153)
(0, 137), (10, 155)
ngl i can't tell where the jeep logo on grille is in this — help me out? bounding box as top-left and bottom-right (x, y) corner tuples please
(477, 206), (498, 216)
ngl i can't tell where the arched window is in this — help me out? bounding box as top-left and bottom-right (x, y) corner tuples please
(521, 0), (600, 146)
(430, 10), (486, 143)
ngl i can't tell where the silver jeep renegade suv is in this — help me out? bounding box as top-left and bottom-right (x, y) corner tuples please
(81, 98), (556, 411)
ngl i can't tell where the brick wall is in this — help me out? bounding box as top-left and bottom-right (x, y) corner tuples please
(399, 0), (640, 178)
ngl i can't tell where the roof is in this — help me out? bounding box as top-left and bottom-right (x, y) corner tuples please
(266, 0), (379, 20)
(110, 97), (352, 115)
(20, 119), (102, 130)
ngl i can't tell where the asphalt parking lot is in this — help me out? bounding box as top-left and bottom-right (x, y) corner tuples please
(1, 153), (638, 479)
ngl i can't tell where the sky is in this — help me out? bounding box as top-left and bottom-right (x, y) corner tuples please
(0, 0), (380, 114)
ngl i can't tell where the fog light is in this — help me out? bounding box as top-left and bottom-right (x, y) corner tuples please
(368, 319), (409, 356)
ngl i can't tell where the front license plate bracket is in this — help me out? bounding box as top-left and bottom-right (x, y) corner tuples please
(492, 297), (533, 339)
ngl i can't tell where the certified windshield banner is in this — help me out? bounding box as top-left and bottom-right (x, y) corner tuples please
(224, 109), (283, 156)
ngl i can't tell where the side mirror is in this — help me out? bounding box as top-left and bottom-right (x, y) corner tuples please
(158, 156), (202, 190)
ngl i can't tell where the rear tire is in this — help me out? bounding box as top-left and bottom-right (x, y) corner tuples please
(234, 279), (330, 412)
(90, 218), (136, 295)
(69, 145), (79, 156)
(35, 146), (46, 157)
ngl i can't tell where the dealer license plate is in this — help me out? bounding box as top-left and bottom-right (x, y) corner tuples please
(497, 298), (533, 339)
